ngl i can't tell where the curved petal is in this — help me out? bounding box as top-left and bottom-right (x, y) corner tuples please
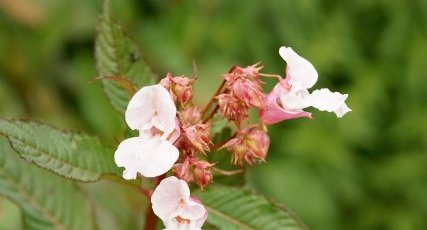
(279, 46), (318, 89)
(180, 198), (206, 221)
(114, 136), (179, 180)
(125, 86), (155, 131)
(138, 136), (179, 177)
(153, 85), (177, 135)
(309, 88), (351, 117)
(114, 137), (145, 180)
(152, 176), (189, 221)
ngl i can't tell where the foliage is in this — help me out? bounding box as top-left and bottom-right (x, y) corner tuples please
(0, 0), (426, 229)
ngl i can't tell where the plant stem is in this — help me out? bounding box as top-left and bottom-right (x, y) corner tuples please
(201, 79), (226, 117)
(142, 174), (166, 230)
(143, 207), (157, 230)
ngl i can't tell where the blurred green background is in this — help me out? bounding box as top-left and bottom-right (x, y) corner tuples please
(1, 0), (427, 229)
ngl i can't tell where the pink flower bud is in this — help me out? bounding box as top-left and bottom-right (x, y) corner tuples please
(216, 93), (249, 123)
(172, 157), (193, 183)
(160, 73), (195, 105)
(230, 78), (264, 108)
(222, 126), (270, 165)
(179, 107), (202, 125)
(235, 63), (263, 80)
(192, 159), (214, 190)
(183, 124), (211, 153)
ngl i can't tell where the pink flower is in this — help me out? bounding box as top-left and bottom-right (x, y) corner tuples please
(260, 47), (351, 124)
(115, 85), (180, 179)
(151, 176), (207, 229)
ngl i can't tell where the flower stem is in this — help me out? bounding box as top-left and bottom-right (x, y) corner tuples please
(143, 207), (157, 230)
(201, 79), (226, 117)
(142, 174), (166, 230)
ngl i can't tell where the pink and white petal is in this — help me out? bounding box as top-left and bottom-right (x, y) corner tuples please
(114, 137), (146, 180)
(125, 86), (155, 131)
(309, 88), (351, 117)
(152, 176), (184, 220)
(279, 46), (318, 89)
(154, 85), (177, 135)
(180, 198), (206, 221)
(259, 80), (311, 125)
(195, 208), (208, 228)
(138, 136), (179, 178)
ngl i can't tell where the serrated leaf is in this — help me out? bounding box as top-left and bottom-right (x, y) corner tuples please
(0, 119), (121, 182)
(95, 0), (156, 112)
(0, 138), (94, 230)
(194, 186), (308, 230)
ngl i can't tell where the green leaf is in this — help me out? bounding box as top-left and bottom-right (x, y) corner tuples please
(195, 186), (308, 230)
(95, 0), (156, 113)
(0, 119), (121, 182)
(0, 137), (94, 230)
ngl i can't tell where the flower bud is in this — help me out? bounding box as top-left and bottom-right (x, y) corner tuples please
(183, 124), (211, 153)
(235, 63), (263, 81)
(172, 157), (193, 182)
(193, 160), (214, 190)
(160, 73), (194, 104)
(216, 93), (249, 123)
(179, 106), (202, 125)
(230, 78), (264, 108)
(222, 126), (270, 165)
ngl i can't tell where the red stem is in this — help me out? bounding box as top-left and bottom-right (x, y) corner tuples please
(142, 174), (166, 230)
(200, 79), (226, 117)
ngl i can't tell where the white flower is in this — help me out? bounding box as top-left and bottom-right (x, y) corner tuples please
(126, 85), (177, 136)
(151, 177), (207, 229)
(114, 85), (180, 179)
(278, 46), (351, 118)
(114, 136), (179, 179)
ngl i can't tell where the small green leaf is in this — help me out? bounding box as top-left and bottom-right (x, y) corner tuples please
(195, 186), (308, 230)
(0, 119), (121, 182)
(0, 138), (94, 230)
(95, 0), (156, 113)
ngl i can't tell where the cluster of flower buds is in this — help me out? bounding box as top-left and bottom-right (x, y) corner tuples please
(113, 46), (351, 229)
(216, 64), (264, 126)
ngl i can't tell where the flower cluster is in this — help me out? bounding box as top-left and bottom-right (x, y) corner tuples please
(114, 46), (351, 229)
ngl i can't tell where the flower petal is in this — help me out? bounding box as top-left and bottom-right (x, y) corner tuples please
(153, 85), (177, 135)
(308, 88), (351, 117)
(279, 46), (318, 89)
(114, 136), (179, 180)
(125, 85), (177, 135)
(259, 80), (311, 124)
(180, 198), (206, 221)
(125, 86), (155, 131)
(152, 176), (190, 221)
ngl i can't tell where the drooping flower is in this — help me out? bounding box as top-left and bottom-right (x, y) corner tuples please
(222, 126), (270, 165)
(179, 107), (202, 126)
(260, 47), (351, 124)
(151, 176), (207, 229)
(115, 85), (180, 179)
